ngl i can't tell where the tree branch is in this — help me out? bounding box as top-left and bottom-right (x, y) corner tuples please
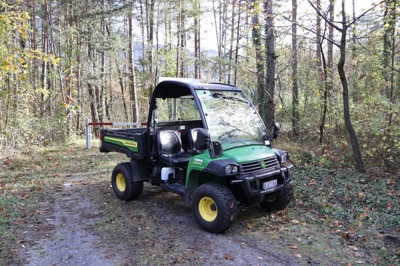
(281, 15), (339, 47)
(347, 1), (384, 29)
(307, 0), (342, 32)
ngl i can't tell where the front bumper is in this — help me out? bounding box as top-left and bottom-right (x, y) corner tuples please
(230, 164), (293, 197)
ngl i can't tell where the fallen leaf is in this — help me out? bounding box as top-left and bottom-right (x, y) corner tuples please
(309, 179), (317, 185)
(290, 245), (298, 249)
(386, 179), (395, 185)
(354, 252), (365, 258)
(103, 252), (113, 259)
(224, 254), (235, 261)
(14, 217), (25, 225)
(348, 245), (358, 251)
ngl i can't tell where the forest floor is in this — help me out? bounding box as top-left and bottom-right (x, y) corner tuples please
(0, 140), (399, 265)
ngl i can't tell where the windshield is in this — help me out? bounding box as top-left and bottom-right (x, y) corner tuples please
(196, 89), (267, 149)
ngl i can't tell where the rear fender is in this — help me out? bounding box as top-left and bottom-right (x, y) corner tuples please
(130, 159), (150, 182)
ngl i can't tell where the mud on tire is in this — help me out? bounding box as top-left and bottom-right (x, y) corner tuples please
(111, 162), (143, 201)
(260, 183), (294, 212)
(192, 182), (238, 234)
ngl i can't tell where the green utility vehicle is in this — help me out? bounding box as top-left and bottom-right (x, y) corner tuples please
(100, 79), (294, 233)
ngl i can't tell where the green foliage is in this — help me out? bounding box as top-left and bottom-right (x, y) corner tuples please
(293, 167), (399, 232)
(0, 0), (399, 175)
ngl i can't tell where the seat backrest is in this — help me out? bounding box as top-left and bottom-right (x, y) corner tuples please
(189, 128), (208, 151)
(157, 130), (182, 155)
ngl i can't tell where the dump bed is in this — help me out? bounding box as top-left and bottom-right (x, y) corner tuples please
(99, 128), (147, 159)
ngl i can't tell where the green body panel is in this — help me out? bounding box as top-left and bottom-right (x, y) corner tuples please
(187, 152), (212, 178)
(222, 145), (275, 163)
(186, 145), (275, 189)
(103, 136), (139, 153)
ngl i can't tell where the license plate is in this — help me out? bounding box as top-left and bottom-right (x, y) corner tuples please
(263, 179), (277, 190)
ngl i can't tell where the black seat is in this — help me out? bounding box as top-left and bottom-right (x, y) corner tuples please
(188, 128), (208, 154)
(157, 130), (192, 167)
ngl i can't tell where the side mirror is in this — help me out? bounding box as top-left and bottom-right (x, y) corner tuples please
(272, 122), (281, 140)
(192, 128), (209, 150)
(209, 141), (223, 158)
(191, 128), (223, 158)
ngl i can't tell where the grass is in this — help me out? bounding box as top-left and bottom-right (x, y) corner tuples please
(0, 139), (399, 265)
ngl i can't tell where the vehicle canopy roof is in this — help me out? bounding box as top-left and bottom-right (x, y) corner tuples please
(152, 80), (240, 99)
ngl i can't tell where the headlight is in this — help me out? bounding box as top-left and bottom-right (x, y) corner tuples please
(225, 164), (238, 174)
(273, 148), (289, 164)
(280, 152), (288, 164)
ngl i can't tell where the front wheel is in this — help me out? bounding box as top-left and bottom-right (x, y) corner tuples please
(192, 183), (238, 233)
(111, 162), (143, 201)
(260, 183), (294, 212)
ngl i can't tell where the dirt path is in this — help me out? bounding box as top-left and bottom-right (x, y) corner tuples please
(19, 175), (121, 265)
(17, 171), (298, 265)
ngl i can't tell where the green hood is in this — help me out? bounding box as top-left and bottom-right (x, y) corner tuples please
(222, 145), (276, 163)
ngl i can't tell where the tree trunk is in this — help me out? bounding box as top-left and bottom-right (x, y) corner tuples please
(99, 0), (106, 123)
(41, 0), (49, 117)
(319, 0), (334, 145)
(291, 0), (299, 137)
(87, 42), (100, 137)
(315, 0), (322, 73)
(338, 0), (365, 173)
(264, 0), (276, 129)
(227, 1), (236, 84)
(194, 0), (201, 79)
(179, 3), (186, 78)
(76, 29), (82, 133)
(115, 59), (129, 121)
(250, 0), (265, 117)
(147, 0), (154, 93)
(233, 0), (241, 86)
(176, 0), (182, 77)
(66, 0), (74, 137)
(212, 0), (223, 82)
(382, 0), (397, 99)
(128, 7), (138, 122)
(30, 0), (38, 116)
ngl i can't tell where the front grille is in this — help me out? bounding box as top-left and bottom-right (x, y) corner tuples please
(240, 156), (279, 174)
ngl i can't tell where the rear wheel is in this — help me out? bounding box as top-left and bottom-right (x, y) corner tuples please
(111, 162), (143, 201)
(192, 183), (238, 233)
(260, 183), (294, 212)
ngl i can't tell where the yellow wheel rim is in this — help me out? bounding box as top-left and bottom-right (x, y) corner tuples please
(265, 195), (278, 202)
(198, 197), (217, 222)
(116, 173), (126, 192)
